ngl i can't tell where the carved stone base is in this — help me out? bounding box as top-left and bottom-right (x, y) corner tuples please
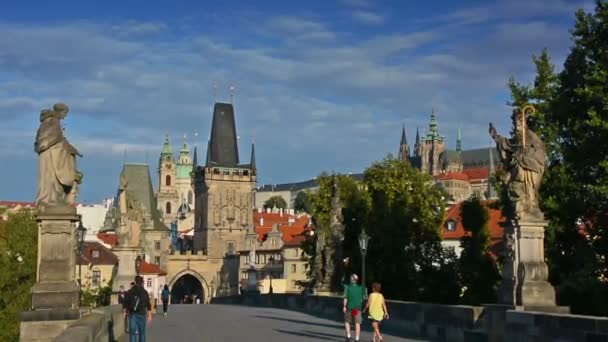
(112, 247), (139, 294)
(31, 210), (80, 310)
(31, 282), (79, 310)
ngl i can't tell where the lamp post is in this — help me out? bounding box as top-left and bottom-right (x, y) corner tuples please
(268, 256), (274, 294)
(358, 227), (370, 297)
(76, 221), (87, 306)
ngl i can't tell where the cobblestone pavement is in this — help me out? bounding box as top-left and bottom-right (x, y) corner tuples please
(121, 304), (426, 341)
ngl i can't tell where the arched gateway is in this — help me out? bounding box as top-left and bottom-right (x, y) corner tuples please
(168, 269), (210, 304)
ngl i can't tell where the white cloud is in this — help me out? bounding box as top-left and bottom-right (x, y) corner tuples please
(263, 16), (335, 41)
(352, 10), (385, 25)
(340, 0), (375, 8)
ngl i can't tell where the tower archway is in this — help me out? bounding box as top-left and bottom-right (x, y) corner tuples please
(168, 270), (210, 304)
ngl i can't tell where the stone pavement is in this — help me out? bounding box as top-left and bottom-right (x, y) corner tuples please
(121, 304), (426, 341)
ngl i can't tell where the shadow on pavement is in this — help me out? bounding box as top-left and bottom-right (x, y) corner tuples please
(255, 315), (343, 330)
(275, 329), (345, 341)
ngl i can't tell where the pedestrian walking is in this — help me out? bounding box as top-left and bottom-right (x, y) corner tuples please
(343, 274), (364, 342)
(123, 275), (152, 342)
(364, 282), (389, 342)
(161, 285), (170, 316)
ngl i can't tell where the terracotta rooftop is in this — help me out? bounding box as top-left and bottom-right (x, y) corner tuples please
(97, 232), (118, 248)
(77, 241), (118, 266)
(441, 200), (505, 260)
(140, 260), (166, 275)
(254, 211), (311, 245)
(0, 201), (35, 209)
(462, 167), (490, 182)
(434, 172), (470, 182)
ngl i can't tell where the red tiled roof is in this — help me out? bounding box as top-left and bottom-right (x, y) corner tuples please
(462, 167), (490, 181)
(253, 212), (311, 245)
(434, 172), (470, 182)
(441, 200), (506, 259)
(0, 201), (35, 208)
(140, 260), (166, 275)
(97, 232), (118, 247)
(283, 235), (306, 247)
(78, 241), (118, 266)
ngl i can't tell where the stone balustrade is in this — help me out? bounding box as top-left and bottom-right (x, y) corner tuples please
(211, 294), (608, 342)
(52, 305), (124, 342)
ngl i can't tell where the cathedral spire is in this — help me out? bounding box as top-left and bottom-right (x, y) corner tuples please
(456, 128), (462, 152)
(193, 145), (198, 167)
(207, 103), (239, 167)
(398, 124), (410, 161)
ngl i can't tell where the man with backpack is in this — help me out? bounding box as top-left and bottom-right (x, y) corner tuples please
(123, 276), (152, 342)
(161, 285), (170, 316)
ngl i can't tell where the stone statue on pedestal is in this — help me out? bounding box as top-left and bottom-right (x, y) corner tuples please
(490, 106), (559, 309)
(489, 107), (546, 219)
(34, 103), (83, 211)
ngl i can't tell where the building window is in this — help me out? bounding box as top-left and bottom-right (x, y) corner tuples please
(155, 241), (161, 250)
(291, 264), (296, 273)
(241, 271), (247, 279)
(165, 175), (171, 186)
(91, 250), (99, 258)
(154, 256), (161, 265)
(188, 191), (193, 205)
(446, 220), (456, 231)
(147, 278), (152, 288)
(227, 241), (235, 255)
(92, 270), (101, 287)
(166, 202), (172, 214)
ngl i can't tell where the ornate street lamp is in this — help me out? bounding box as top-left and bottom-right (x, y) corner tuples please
(76, 221), (87, 306)
(268, 256), (275, 294)
(135, 255), (142, 276)
(358, 227), (370, 297)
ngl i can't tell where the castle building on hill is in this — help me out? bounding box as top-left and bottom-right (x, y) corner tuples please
(398, 110), (499, 203)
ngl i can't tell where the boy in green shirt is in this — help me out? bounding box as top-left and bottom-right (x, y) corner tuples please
(343, 274), (364, 342)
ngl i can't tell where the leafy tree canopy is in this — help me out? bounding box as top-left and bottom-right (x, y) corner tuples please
(263, 195), (288, 210)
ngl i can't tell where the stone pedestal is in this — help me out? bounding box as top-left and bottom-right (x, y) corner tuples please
(246, 266), (259, 293)
(499, 215), (557, 307)
(112, 246), (139, 294)
(31, 208), (80, 310)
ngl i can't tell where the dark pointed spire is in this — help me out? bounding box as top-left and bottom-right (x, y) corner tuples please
(250, 142), (256, 169)
(456, 128), (462, 152)
(193, 145), (198, 167)
(205, 139), (211, 166)
(207, 103), (239, 167)
(398, 124), (410, 161)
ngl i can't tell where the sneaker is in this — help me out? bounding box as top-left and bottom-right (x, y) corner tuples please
(164, 312), (167, 316)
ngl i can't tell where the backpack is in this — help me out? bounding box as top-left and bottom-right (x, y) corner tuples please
(161, 289), (170, 301)
(126, 288), (142, 313)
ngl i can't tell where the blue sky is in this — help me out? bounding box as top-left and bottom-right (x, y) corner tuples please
(0, 0), (595, 203)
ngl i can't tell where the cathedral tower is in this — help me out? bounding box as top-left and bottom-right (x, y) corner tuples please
(192, 103), (256, 258)
(398, 125), (410, 162)
(418, 109), (445, 176)
(157, 135), (179, 225)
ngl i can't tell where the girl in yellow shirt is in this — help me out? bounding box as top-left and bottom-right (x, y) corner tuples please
(364, 282), (389, 342)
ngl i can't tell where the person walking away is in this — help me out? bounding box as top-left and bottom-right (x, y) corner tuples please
(161, 285), (170, 316)
(343, 274), (364, 342)
(364, 282), (389, 342)
(123, 276), (152, 342)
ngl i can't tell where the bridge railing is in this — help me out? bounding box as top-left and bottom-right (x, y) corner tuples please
(211, 294), (608, 342)
(53, 305), (124, 342)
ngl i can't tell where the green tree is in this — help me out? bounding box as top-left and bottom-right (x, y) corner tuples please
(0, 212), (38, 342)
(294, 191), (312, 213)
(458, 197), (500, 305)
(263, 195), (288, 210)
(363, 156), (459, 302)
(505, 1), (608, 315)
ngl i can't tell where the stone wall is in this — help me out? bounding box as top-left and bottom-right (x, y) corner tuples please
(211, 294), (608, 342)
(53, 305), (124, 342)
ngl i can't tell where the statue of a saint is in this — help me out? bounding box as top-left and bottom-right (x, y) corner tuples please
(489, 107), (546, 218)
(34, 103), (83, 209)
